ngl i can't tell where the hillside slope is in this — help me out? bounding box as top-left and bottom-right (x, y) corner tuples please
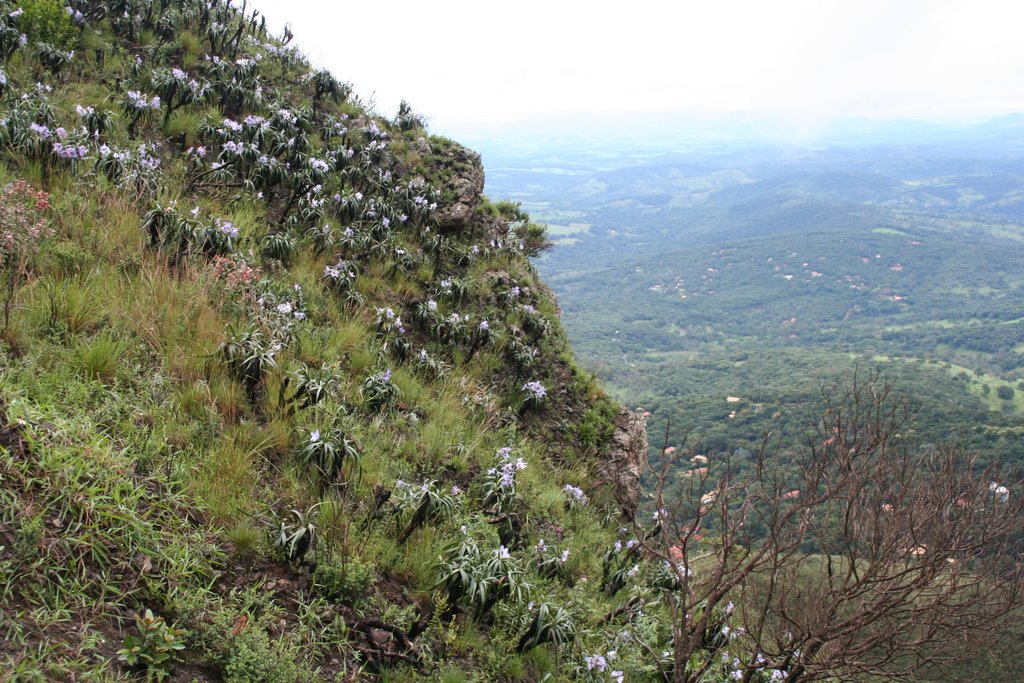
(0, 1), (656, 680)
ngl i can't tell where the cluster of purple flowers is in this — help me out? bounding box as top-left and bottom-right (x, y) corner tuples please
(126, 90), (161, 111)
(276, 108), (298, 125)
(215, 218), (238, 239)
(365, 121), (387, 139)
(613, 538), (639, 553)
(270, 299), (305, 321)
(135, 144), (162, 170)
(488, 446), (527, 488)
(583, 652), (623, 681)
(563, 484), (587, 506)
(522, 380), (546, 400)
(323, 261), (356, 281)
(52, 142), (89, 159)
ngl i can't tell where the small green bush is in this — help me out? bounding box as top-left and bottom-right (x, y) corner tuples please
(117, 608), (188, 680)
(313, 555), (375, 606)
(17, 0), (77, 51)
(222, 627), (303, 683)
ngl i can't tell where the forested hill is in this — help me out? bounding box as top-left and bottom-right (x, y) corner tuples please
(474, 125), (1024, 464)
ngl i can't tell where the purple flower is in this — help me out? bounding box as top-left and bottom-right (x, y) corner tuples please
(522, 380), (546, 400)
(585, 654), (607, 672)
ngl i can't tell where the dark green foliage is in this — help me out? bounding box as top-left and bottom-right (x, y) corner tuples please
(16, 0), (77, 51)
(273, 504), (319, 562)
(117, 609), (188, 680)
(221, 324), (277, 399)
(395, 100), (425, 133)
(314, 555), (374, 606)
(361, 368), (398, 413)
(516, 602), (575, 652)
(296, 427), (360, 491)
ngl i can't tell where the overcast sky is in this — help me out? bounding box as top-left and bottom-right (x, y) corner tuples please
(251, 0), (1024, 138)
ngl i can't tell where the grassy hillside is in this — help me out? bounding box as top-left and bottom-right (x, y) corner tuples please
(0, 1), (658, 680)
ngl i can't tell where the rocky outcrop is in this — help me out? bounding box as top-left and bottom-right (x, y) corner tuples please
(602, 408), (648, 517)
(432, 144), (484, 234)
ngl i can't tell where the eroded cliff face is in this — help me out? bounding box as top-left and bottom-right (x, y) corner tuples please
(602, 408), (649, 517)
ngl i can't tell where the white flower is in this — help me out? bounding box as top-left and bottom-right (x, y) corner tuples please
(494, 545), (510, 560)
(309, 429), (320, 443)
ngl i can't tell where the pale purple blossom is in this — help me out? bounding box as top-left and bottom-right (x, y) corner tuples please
(564, 484), (588, 505)
(522, 380), (546, 400)
(585, 654), (607, 672)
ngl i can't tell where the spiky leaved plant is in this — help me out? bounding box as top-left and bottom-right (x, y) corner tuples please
(516, 602), (576, 653)
(296, 427), (360, 492)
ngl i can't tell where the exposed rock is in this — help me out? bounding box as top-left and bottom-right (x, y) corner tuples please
(602, 408), (648, 516)
(433, 145), (484, 233)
